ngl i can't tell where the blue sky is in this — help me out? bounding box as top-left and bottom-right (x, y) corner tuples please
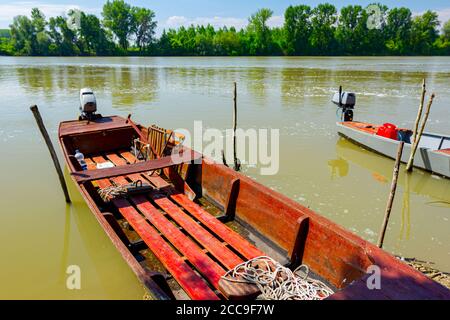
(1, 0), (449, 32)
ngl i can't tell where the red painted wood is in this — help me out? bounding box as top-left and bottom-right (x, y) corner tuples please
(147, 174), (171, 189)
(59, 116), (132, 136)
(120, 151), (138, 164)
(131, 194), (225, 288)
(151, 195), (243, 270)
(105, 152), (128, 166)
(113, 197), (219, 300)
(171, 193), (264, 260)
(89, 161), (219, 300)
(72, 151), (201, 183)
(120, 151), (171, 188)
(103, 155), (226, 289)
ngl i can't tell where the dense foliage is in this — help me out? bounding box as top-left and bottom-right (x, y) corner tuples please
(2, 1), (450, 56)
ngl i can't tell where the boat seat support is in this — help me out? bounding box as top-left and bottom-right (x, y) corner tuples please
(217, 178), (240, 223)
(287, 216), (309, 268)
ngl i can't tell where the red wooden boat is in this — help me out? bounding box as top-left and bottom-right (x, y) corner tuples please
(58, 92), (450, 300)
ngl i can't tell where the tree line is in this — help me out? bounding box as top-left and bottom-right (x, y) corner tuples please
(1, 0), (450, 56)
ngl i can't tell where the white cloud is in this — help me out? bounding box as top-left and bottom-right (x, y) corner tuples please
(267, 15), (284, 28)
(436, 8), (450, 24)
(0, 1), (100, 28)
(413, 7), (450, 26)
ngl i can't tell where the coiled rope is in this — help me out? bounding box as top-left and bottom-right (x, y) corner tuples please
(98, 183), (128, 202)
(221, 256), (334, 300)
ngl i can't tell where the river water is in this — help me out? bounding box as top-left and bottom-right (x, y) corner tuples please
(0, 56), (449, 298)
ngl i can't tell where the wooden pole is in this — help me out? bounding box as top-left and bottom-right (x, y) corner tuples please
(405, 93), (435, 172)
(377, 141), (404, 248)
(411, 79), (426, 143)
(233, 82), (240, 171)
(30, 105), (71, 203)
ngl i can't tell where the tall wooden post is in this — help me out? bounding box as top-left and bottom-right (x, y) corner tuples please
(411, 79), (426, 143)
(406, 93), (435, 172)
(377, 141), (404, 248)
(30, 105), (71, 203)
(233, 82), (240, 171)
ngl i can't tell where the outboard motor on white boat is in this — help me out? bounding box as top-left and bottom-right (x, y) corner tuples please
(79, 88), (101, 121)
(332, 86), (355, 122)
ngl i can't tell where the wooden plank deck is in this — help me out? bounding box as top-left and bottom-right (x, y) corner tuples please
(86, 155), (219, 300)
(85, 149), (265, 300)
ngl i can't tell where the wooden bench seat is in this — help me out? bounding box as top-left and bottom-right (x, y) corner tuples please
(85, 151), (265, 300)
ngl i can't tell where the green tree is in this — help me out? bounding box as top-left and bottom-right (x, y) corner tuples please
(309, 3), (337, 54)
(48, 16), (80, 55)
(247, 8), (273, 55)
(444, 19), (450, 40)
(213, 27), (241, 55)
(284, 5), (311, 55)
(31, 8), (50, 55)
(10, 15), (35, 55)
(385, 7), (412, 54)
(102, 0), (135, 50)
(410, 10), (440, 55)
(80, 12), (113, 55)
(335, 5), (369, 54)
(132, 7), (157, 52)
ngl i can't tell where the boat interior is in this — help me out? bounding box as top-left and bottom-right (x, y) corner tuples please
(58, 116), (449, 300)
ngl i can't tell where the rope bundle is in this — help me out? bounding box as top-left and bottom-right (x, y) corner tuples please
(222, 256), (334, 300)
(98, 184), (128, 202)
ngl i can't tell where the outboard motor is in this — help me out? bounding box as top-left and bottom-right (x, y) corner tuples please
(332, 86), (355, 122)
(79, 88), (101, 121)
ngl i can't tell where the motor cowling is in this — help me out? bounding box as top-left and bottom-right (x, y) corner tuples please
(79, 88), (101, 121)
(332, 87), (356, 122)
(332, 91), (356, 109)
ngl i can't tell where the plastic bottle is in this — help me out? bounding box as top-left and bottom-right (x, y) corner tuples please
(74, 149), (87, 171)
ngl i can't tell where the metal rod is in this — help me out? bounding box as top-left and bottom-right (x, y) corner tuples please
(377, 141), (404, 248)
(406, 93), (435, 172)
(30, 105), (71, 203)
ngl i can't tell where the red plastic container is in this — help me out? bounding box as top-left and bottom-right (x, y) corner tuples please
(376, 123), (398, 140)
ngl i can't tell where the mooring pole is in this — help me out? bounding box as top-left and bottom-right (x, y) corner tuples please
(30, 105), (71, 203)
(233, 82), (240, 171)
(411, 79), (426, 143)
(406, 93), (435, 172)
(377, 141), (404, 248)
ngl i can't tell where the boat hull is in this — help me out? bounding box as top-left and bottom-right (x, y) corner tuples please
(337, 122), (450, 178)
(56, 115), (450, 300)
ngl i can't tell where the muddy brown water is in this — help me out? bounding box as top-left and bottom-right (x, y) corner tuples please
(0, 56), (448, 298)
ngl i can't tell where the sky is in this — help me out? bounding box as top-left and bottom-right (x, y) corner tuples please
(0, 0), (449, 33)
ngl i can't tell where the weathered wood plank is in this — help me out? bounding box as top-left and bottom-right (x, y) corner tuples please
(151, 194), (244, 270)
(72, 151), (201, 183)
(171, 193), (264, 260)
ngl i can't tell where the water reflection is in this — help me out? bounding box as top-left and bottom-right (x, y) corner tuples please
(334, 137), (450, 202)
(15, 65), (159, 109)
(327, 157), (349, 179)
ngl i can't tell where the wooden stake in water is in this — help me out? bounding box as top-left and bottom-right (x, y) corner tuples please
(411, 79), (426, 143)
(406, 93), (435, 172)
(233, 82), (240, 171)
(30, 105), (71, 203)
(377, 141), (404, 248)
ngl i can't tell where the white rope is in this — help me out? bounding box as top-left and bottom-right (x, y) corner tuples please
(221, 256), (334, 300)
